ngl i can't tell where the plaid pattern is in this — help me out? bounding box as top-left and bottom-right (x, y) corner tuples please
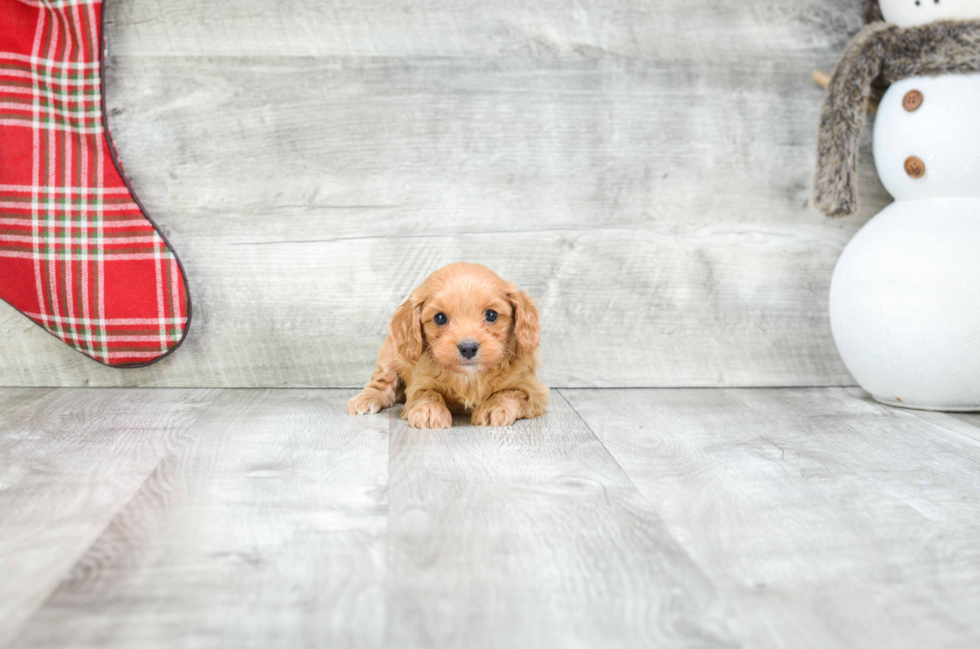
(0, 0), (189, 367)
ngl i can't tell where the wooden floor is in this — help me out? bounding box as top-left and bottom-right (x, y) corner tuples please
(2, 388), (979, 648)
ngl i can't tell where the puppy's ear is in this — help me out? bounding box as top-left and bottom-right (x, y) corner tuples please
(390, 298), (424, 363)
(508, 288), (540, 354)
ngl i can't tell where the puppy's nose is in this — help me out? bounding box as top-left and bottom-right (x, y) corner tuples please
(458, 340), (479, 360)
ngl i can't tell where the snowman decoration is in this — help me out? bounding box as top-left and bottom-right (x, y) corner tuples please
(814, 0), (980, 410)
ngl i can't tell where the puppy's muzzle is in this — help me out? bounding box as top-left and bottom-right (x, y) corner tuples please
(457, 340), (479, 360)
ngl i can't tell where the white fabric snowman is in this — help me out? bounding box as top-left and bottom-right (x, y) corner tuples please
(876, 0), (978, 27)
(828, 0), (980, 410)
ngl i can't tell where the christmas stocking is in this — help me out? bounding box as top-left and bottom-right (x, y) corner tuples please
(0, 0), (189, 367)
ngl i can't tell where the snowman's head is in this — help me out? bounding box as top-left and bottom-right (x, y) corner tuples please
(871, 0), (980, 27)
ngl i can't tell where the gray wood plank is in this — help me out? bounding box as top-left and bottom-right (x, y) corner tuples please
(0, 388), (219, 647)
(561, 388), (980, 649)
(102, 0), (864, 59)
(11, 390), (389, 649)
(0, 223), (862, 389)
(384, 393), (735, 648)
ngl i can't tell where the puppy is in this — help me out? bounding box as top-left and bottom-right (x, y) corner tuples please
(347, 262), (549, 429)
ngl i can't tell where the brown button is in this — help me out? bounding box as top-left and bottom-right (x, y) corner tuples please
(905, 156), (926, 179)
(903, 90), (923, 112)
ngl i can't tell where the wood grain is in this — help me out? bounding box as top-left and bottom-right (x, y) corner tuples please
(0, 388), (219, 647)
(102, 0), (864, 59)
(11, 390), (389, 649)
(384, 393), (734, 648)
(561, 388), (980, 649)
(0, 0), (892, 387)
(5, 387), (980, 647)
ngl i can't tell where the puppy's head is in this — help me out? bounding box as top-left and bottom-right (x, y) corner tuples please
(390, 262), (540, 374)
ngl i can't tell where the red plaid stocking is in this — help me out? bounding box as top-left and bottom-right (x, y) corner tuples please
(0, 0), (189, 367)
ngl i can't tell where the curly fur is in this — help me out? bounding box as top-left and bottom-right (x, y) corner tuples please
(347, 262), (549, 429)
(814, 18), (980, 217)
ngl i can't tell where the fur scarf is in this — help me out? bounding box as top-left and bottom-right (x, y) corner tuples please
(814, 17), (980, 217)
(863, 0), (883, 24)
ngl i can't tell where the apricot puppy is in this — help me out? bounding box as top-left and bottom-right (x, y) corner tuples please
(347, 262), (549, 429)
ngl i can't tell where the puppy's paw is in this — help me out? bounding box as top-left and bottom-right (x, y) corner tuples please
(347, 389), (389, 415)
(471, 398), (520, 427)
(405, 402), (453, 429)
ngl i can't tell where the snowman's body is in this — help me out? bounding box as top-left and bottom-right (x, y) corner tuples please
(830, 74), (980, 409)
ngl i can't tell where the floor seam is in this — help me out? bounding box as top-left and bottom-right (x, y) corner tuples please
(555, 389), (649, 501)
(382, 407), (395, 649)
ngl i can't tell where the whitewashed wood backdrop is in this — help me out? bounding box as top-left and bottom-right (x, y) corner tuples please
(0, 0), (890, 388)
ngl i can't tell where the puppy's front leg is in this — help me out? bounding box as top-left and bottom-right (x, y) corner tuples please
(471, 387), (548, 427)
(403, 390), (453, 429)
(348, 338), (401, 415)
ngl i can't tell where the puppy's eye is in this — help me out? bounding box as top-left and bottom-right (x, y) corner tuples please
(485, 309), (498, 323)
(434, 312), (448, 326)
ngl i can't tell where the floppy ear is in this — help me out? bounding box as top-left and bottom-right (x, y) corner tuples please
(508, 288), (540, 354)
(390, 298), (423, 363)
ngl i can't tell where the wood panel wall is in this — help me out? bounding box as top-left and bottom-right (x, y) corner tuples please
(0, 0), (890, 387)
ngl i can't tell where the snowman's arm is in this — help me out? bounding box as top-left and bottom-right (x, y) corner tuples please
(812, 70), (878, 113)
(814, 22), (896, 218)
